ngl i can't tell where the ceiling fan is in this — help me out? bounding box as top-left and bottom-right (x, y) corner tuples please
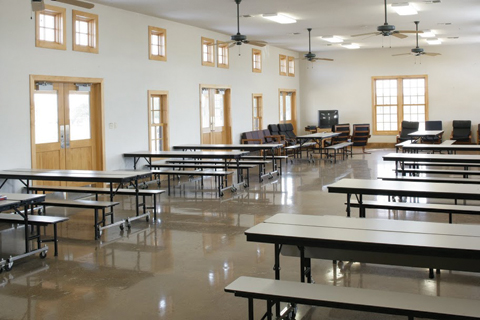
(31, 0), (94, 12)
(227, 0), (267, 47)
(351, 0), (418, 39)
(393, 21), (441, 57)
(303, 28), (333, 62)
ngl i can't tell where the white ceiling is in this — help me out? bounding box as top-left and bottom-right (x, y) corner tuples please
(85, 0), (480, 53)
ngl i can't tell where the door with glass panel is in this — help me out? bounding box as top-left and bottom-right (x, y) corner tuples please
(279, 90), (297, 133)
(200, 87), (231, 144)
(32, 82), (97, 183)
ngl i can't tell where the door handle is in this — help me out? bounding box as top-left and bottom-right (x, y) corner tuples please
(60, 125), (65, 149)
(65, 125), (70, 148)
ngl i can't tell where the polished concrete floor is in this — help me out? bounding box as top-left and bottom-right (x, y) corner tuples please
(1, 148), (480, 319)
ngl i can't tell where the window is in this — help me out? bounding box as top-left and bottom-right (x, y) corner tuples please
(217, 41), (229, 68)
(35, 5), (66, 50)
(149, 26), (166, 61)
(148, 91), (169, 151)
(201, 37), (215, 66)
(373, 75), (428, 134)
(279, 55), (287, 76)
(288, 56), (295, 77)
(73, 10), (98, 54)
(252, 94), (263, 130)
(252, 49), (262, 73)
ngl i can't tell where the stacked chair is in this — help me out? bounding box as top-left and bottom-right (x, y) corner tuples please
(422, 120), (443, 144)
(396, 121), (419, 143)
(351, 124), (371, 153)
(450, 120), (472, 144)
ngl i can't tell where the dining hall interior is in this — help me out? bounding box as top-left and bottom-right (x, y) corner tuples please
(1, 0), (480, 319)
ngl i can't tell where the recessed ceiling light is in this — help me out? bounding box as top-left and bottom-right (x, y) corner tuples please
(320, 35), (343, 43)
(426, 38), (442, 45)
(262, 13), (296, 24)
(391, 3), (418, 15)
(342, 43), (360, 49)
(437, 22), (452, 26)
(419, 29), (436, 38)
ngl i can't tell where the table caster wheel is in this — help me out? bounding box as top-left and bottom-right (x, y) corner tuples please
(40, 251), (47, 259)
(219, 192), (224, 197)
(119, 223), (125, 231)
(127, 222), (132, 230)
(244, 183), (248, 188)
(5, 260), (13, 272)
(146, 215), (150, 222)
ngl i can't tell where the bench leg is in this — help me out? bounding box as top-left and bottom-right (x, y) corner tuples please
(248, 298), (254, 320)
(53, 224), (58, 256)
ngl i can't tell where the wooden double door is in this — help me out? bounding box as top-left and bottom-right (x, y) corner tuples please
(200, 87), (232, 144)
(30, 77), (104, 180)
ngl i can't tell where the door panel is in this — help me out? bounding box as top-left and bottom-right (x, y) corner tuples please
(200, 87), (230, 145)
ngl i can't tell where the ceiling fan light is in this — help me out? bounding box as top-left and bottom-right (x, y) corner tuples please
(262, 13), (296, 24)
(420, 30), (436, 38)
(426, 38), (442, 45)
(342, 43), (360, 49)
(320, 35), (343, 43)
(391, 3), (418, 15)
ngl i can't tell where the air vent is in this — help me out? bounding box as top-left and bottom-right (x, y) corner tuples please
(424, 0), (441, 3)
(241, 15), (252, 18)
(437, 22), (452, 25)
(447, 36), (459, 39)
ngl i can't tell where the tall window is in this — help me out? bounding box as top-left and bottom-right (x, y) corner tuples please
(217, 41), (229, 68)
(201, 37), (215, 66)
(279, 55), (287, 76)
(149, 26), (167, 61)
(252, 49), (262, 73)
(279, 90), (297, 133)
(73, 10), (98, 54)
(288, 56), (295, 77)
(35, 5), (66, 50)
(148, 91), (169, 151)
(252, 94), (263, 130)
(373, 75), (428, 134)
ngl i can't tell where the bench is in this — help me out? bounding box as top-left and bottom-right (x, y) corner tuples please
(241, 155), (288, 175)
(40, 199), (120, 239)
(151, 169), (235, 197)
(396, 168), (480, 178)
(348, 199), (480, 223)
(147, 163), (254, 187)
(325, 142), (353, 163)
(403, 161), (480, 169)
(30, 185), (164, 220)
(284, 142), (316, 160)
(0, 213), (68, 257)
(225, 276), (480, 320)
(164, 159), (271, 182)
(380, 175), (480, 185)
(395, 140), (412, 152)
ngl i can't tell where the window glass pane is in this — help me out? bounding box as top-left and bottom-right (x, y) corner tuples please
(79, 20), (88, 33)
(79, 34), (88, 46)
(151, 35), (158, 45)
(153, 111), (160, 124)
(69, 91), (91, 141)
(152, 97), (160, 110)
(45, 15), (55, 28)
(45, 29), (55, 42)
(34, 92), (59, 144)
(214, 93), (224, 127)
(285, 95), (292, 121)
(201, 92), (210, 129)
(151, 45), (158, 55)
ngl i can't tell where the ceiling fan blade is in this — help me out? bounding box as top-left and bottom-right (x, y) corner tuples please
(313, 58), (334, 62)
(247, 40), (267, 47)
(53, 0), (94, 9)
(392, 53), (412, 56)
(424, 52), (441, 56)
(396, 30), (422, 34)
(392, 33), (408, 39)
(228, 42), (238, 48)
(351, 32), (380, 37)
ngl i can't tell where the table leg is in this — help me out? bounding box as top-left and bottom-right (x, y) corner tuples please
(346, 193), (351, 217)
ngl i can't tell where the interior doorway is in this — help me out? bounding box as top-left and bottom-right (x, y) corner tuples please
(200, 86), (232, 144)
(279, 89), (297, 133)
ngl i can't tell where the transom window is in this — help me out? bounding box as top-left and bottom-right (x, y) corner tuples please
(279, 55), (287, 76)
(252, 49), (262, 73)
(217, 41), (229, 68)
(288, 56), (295, 77)
(149, 26), (167, 61)
(373, 75), (428, 134)
(73, 10), (98, 53)
(201, 37), (215, 67)
(35, 5), (66, 50)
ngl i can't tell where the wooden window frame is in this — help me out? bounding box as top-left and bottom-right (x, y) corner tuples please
(252, 49), (262, 73)
(372, 75), (429, 135)
(201, 37), (215, 67)
(279, 55), (287, 76)
(35, 5), (66, 50)
(217, 41), (229, 69)
(252, 94), (263, 130)
(73, 10), (99, 54)
(148, 90), (169, 151)
(288, 56), (295, 77)
(149, 26), (167, 61)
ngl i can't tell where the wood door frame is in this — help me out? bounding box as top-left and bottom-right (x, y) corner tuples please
(199, 84), (232, 144)
(279, 88), (297, 133)
(29, 74), (105, 170)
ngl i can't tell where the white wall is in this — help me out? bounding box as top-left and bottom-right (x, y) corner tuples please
(0, 0), (300, 179)
(299, 43), (480, 143)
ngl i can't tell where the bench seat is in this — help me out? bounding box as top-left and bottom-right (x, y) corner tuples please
(397, 168), (480, 178)
(41, 199), (120, 239)
(0, 213), (68, 256)
(30, 185), (164, 220)
(225, 276), (480, 320)
(380, 176), (480, 184)
(325, 142), (353, 163)
(151, 169), (235, 197)
(403, 161), (480, 168)
(348, 199), (480, 223)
